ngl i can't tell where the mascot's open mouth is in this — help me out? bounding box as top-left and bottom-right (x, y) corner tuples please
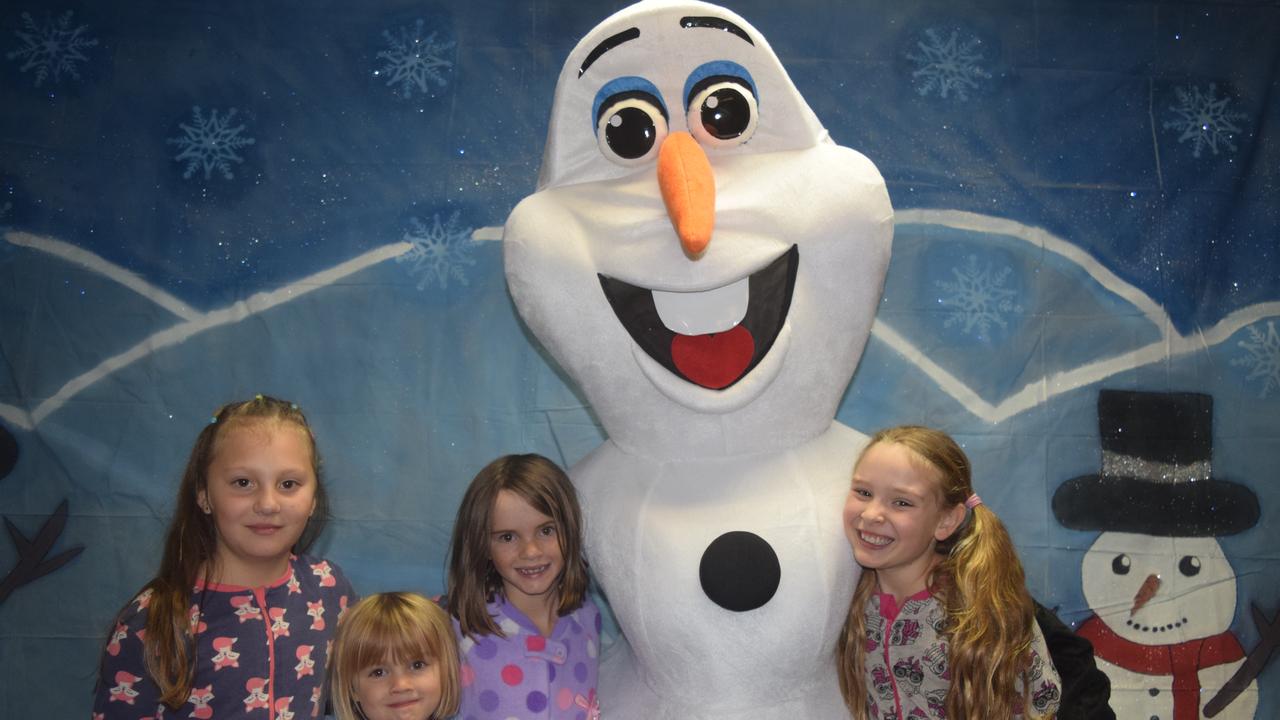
(598, 246), (798, 390)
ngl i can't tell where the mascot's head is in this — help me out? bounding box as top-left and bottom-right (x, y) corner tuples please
(505, 0), (893, 459)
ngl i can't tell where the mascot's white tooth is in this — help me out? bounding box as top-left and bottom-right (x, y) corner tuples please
(652, 276), (748, 335)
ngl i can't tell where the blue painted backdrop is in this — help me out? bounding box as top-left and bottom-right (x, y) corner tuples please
(1, 0), (1277, 716)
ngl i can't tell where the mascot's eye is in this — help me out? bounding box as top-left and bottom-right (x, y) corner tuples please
(596, 91), (669, 165)
(1178, 555), (1201, 577)
(686, 75), (758, 149)
(1111, 554), (1131, 575)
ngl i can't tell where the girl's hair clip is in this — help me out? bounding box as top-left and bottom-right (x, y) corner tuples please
(254, 393), (264, 401)
(290, 403), (298, 410)
(209, 416), (218, 424)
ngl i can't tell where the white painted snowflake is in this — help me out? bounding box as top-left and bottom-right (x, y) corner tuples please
(936, 254), (1022, 337)
(396, 212), (476, 290)
(905, 28), (991, 101)
(1162, 83), (1248, 158)
(167, 106), (256, 181)
(6, 11), (99, 87)
(374, 19), (454, 99)
(1232, 320), (1280, 399)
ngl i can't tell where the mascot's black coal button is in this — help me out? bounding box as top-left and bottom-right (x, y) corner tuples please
(698, 531), (781, 612)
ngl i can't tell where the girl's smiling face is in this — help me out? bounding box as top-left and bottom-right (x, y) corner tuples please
(842, 441), (964, 599)
(198, 420), (317, 586)
(488, 489), (565, 608)
(353, 654), (443, 720)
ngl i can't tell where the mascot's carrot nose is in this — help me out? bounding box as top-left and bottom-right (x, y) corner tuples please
(1130, 573), (1161, 617)
(658, 131), (715, 259)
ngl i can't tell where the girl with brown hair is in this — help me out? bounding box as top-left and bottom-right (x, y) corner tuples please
(93, 395), (355, 718)
(446, 453), (600, 719)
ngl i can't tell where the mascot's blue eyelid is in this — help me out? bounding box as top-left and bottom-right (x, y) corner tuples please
(592, 76), (668, 130)
(683, 60), (757, 109)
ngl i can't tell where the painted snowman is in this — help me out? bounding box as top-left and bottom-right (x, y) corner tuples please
(1054, 390), (1264, 720)
(503, 1), (893, 717)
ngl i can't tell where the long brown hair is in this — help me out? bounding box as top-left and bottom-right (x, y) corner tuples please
(329, 592), (461, 720)
(446, 453), (589, 638)
(113, 395), (328, 709)
(836, 426), (1039, 720)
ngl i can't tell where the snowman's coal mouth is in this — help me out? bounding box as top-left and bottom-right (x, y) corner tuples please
(597, 245), (797, 390)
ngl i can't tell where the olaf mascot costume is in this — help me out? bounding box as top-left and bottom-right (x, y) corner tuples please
(503, 1), (893, 717)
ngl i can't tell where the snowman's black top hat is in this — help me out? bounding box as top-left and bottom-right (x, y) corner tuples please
(1052, 389), (1259, 537)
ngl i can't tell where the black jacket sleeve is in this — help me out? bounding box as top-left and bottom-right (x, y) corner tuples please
(1035, 600), (1117, 720)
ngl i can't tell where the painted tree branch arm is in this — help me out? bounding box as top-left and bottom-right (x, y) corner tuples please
(0, 499), (85, 603)
(1204, 603), (1280, 717)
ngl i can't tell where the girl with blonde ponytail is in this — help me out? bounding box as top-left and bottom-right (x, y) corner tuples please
(835, 426), (1062, 719)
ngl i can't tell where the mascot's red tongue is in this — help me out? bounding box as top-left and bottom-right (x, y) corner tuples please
(670, 325), (755, 390)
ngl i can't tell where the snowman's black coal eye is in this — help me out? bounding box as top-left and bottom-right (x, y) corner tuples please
(687, 76), (757, 147)
(595, 91), (669, 165)
(1178, 555), (1201, 577)
(1111, 554), (1131, 575)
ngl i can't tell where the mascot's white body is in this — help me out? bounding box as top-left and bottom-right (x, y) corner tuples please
(504, 2), (893, 717)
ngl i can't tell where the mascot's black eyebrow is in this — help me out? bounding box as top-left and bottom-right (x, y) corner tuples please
(578, 27), (640, 77)
(578, 16), (753, 78)
(679, 16), (754, 45)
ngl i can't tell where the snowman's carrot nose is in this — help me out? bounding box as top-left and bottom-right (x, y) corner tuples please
(1130, 573), (1161, 617)
(658, 131), (714, 259)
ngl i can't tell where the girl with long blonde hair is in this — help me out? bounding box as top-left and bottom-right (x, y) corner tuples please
(836, 425), (1061, 719)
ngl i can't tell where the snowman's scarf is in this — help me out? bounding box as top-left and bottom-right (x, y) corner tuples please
(1078, 615), (1243, 720)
